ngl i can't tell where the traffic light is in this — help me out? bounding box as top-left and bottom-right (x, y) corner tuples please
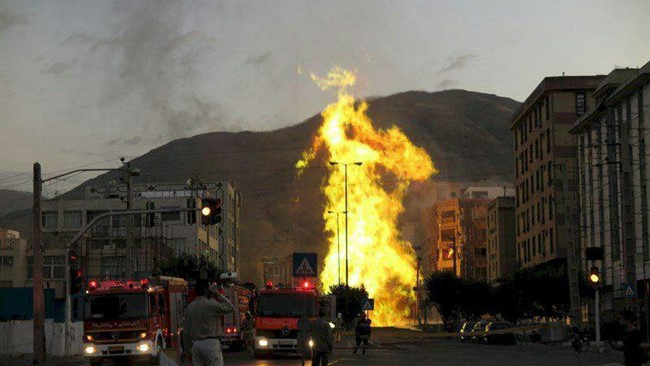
(201, 198), (222, 225)
(589, 266), (600, 288)
(69, 249), (83, 294)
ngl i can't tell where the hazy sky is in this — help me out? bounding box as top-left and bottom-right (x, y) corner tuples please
(1, 0), (648, 192)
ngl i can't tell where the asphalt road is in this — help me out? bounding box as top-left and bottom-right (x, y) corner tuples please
(2, 328), (630, 366)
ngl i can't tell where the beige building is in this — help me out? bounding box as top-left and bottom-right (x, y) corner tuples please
(431, 198), (491, 281)
(40, 181), (241, 293)
(510, 75), (605, 268)
(0, 229), (28, 287)
(570, 63), (650, 319)
(487, 196), (517, 282)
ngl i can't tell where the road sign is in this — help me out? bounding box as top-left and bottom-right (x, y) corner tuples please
(362, 298), (374, 311)
(624, 283), (636, 298)
(293, 253), (317, 277)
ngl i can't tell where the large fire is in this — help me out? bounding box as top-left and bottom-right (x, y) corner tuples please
(297, 68), (436, 325)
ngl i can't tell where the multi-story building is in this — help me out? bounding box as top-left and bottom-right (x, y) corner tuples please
(0, 229), (28, 287)
(487, 196), (517, 282)
(431, 198), (491, 281)
(40, 180), (241, 294)
(510, 75), (605, 269)
(570, 63), (649, 320)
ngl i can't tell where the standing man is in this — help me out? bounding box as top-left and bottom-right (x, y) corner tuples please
(334, 313), (343, 342)
(353, 313), (371, 355)
(241, 311), (255, 352)
(310, 308), (334, 366)
(184, 279), (236, 366)
(619, 310), (649, 366)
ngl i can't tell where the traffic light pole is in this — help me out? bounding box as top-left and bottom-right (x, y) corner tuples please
(595, 287), (601, 345)
(32, 163), (45, 364)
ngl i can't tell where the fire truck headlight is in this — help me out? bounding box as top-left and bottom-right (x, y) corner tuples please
(84, 345), (96, 354)
(308, 339), (314, 348)
(137, 343), (150, 352)
(258, 339), (268, 347)
(329, 322), (335, 329)
(139, 332), (147, 339)
(85, 335), (94, 342)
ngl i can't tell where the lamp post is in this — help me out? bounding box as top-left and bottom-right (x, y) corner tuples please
(329, 161), (362, 285)
(33, 160), (139, 359)
(327, 210), (342, 285)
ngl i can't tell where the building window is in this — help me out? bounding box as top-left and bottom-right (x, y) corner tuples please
(101, 256), (125, 278)
(549, 228), (554, 253)
(0, 256), (14, 282)
(576, 92), (587, 116)
(545, 96), (550, 120)
(27, 256), (65, 279)
(547, 128), (552, 153)
(42, 212), (58, 229)
(471, 191), (488, 199)
(63, 211), (82, 229)
(161, 208), (181, 222)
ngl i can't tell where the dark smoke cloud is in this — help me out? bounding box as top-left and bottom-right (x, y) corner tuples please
(438, 54), (478, 74)
(79, 0), (227, 141)
(0, 3), (29, 32)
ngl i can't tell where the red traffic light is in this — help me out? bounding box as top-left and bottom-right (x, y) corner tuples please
(88, 280), (98, 289)
(303, 281), (310, 289)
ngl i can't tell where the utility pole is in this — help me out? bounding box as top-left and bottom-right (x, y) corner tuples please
(559, 162), (582, 323)
(125, 162), (134, 279)
(344, 163), (349, 285)
(32, 163), (45, 364)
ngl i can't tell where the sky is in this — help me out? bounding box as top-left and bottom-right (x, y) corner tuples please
(1, 0), (649, 193)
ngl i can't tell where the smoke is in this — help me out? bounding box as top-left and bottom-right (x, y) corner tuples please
(88, 0), (228, 141)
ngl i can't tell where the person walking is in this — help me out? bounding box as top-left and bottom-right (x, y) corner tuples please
(241, 311), (255, 352)
(310, 308), (334, 366)
(297, 313), (311, 366)
(184, 279), (236, 366)
(618, 310), (649, 366)
(353, 313), (371, 355)
(334, 313), (343, 342)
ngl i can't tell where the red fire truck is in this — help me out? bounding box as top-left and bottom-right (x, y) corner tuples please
(82, 276), (188, 365)
(253, 281), (319, 357)
(221, 285), (252, 350)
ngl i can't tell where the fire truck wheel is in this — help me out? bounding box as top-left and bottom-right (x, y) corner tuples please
(149, 337), (163, 365)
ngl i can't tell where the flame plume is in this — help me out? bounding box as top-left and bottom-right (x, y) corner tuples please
(297, 68), (437, 326)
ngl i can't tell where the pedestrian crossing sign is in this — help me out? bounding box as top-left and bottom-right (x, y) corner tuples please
(362, 298), (374, 311)
(624, 283), (636, 298)
(292, 253), (317, 277)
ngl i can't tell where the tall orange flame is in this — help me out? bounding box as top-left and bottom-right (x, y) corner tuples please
(297, 68), (436, 326)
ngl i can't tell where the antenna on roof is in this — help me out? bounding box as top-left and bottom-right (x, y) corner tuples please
(562, 72), (565, 76)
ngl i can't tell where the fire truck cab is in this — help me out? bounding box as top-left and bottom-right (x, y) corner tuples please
(82, 276), (188, 365)
(253, 282), (319, 357)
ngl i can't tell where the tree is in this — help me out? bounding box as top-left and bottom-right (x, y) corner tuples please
(326, 284), (369, 323)
(158, 253), (221, 282)
(425, 271), (462, 324)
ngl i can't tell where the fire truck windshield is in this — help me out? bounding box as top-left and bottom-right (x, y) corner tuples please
(256, 293), (316, 318)
(87, 294), (149, 320)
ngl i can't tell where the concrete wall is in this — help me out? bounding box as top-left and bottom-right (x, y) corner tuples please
(0, 320), (83, 357)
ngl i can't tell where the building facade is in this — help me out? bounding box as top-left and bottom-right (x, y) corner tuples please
(431, 198), (491, 281)
(570, 63), (650, 318)
(40, 181), (241, 294)
(487, 196), (517, 282)
(510, 76), (605, 268)
(0, 229), (28, 287)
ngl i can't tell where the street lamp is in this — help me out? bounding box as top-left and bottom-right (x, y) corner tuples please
(327, 210), (343, 285)
(329, 161), (362, 285)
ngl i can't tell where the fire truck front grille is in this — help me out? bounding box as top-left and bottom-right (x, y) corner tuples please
(90, 330), (144, 343)
(256, 329), (298, 339)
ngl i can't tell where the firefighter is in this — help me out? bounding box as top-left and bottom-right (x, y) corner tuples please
(310, 308), (334, 366)
(241, 311), (255, 352)
(297, 313), (311, 366)
(334, 313), (343, 342)
(353, 312), (371, 355)
(184, 279), (236, 366)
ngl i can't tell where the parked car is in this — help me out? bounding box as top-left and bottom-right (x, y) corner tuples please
(459, 322), (476, 342)
(483, 322), (515, 345)
(471, 321), (489, 343)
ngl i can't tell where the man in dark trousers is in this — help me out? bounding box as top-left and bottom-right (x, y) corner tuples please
(310, 308), (334, 366)
(184, 280), (236, 366)
(619, 310), (649, 366)
(353, 312), (372, 355)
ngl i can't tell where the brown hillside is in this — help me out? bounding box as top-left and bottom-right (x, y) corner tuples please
(0, 90), (520, 281)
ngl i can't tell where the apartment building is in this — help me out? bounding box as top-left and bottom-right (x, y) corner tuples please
(570, 63), (649, 318)
(0, 229), (28, 287)
(510, 75), (605, 268)
(487, 196), (517, 282)
(431, 198), (491, 281)
(40, 181), (241, 294)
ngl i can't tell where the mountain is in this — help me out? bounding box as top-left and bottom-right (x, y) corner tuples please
(0, 90), (520, 280)
(0, 189), (32, 218)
